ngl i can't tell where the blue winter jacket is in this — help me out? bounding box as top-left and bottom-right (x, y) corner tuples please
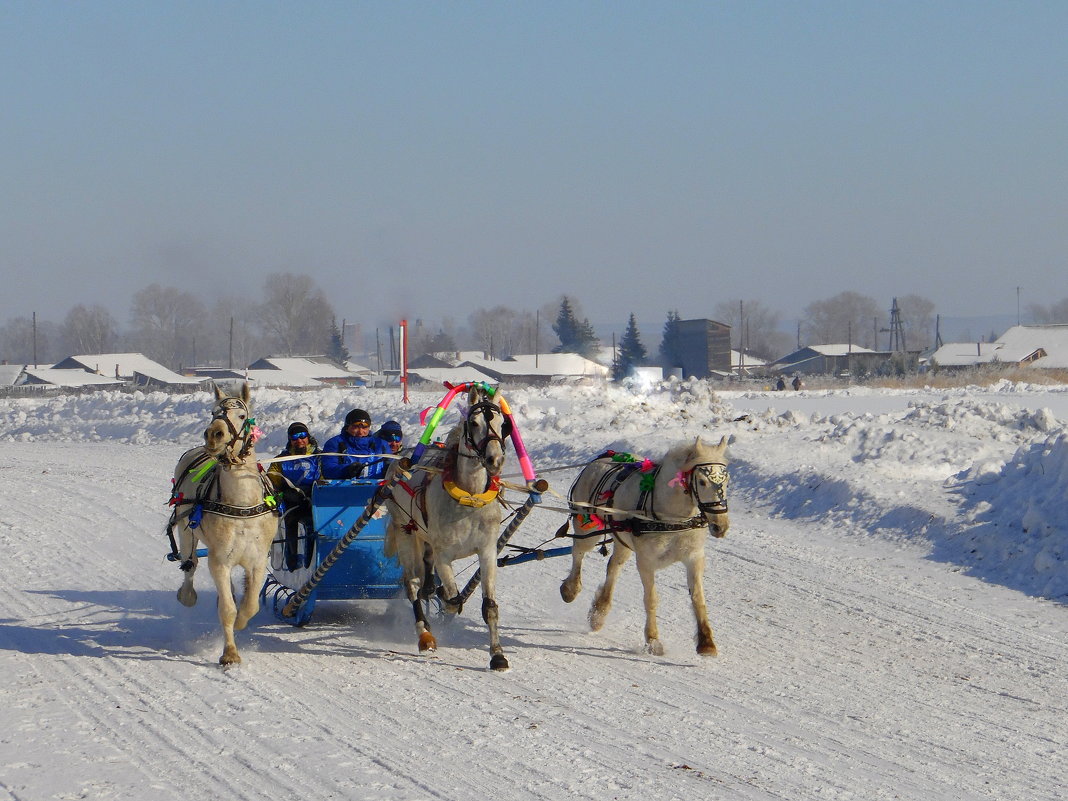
(321, 430), (390, 480)
(271, 446), (322, 492)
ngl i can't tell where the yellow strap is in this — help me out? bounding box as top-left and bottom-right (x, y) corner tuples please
(443, 479), (499, 508)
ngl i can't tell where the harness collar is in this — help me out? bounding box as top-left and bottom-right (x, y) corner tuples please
(442, 444), (501, 508)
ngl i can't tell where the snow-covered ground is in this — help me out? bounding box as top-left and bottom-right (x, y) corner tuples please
(0, 379), (1065, 800)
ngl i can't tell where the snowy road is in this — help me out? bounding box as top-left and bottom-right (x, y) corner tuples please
(2, 427), (1065, 800)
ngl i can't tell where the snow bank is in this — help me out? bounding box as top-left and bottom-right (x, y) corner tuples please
(1, 380), (1065, 600)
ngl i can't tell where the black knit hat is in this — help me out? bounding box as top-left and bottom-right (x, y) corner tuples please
(287, 422), (310, 439)
(345, 408), (371, 426)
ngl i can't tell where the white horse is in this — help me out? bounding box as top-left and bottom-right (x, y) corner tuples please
(559, 436), (730, 656)
(384, 385), (511, 670)
(169, 383), (279, 666)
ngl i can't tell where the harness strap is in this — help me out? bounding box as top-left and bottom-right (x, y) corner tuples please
(197, 498), (278, 518)
(568, 456), (715, 537)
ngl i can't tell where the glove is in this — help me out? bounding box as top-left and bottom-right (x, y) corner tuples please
(342, 463), (364, 479)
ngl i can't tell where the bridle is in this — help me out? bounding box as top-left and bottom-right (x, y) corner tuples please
(209, 396), (257, 464)
(459, 398), (507, 473)
(685, 461), (730, 515)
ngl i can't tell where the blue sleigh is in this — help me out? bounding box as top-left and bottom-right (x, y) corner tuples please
(259, 478), (403, 626)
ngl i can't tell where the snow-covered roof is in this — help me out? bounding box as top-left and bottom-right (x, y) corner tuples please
(22, 368), (125, 387)
(731, 350), (767, 368)
(52, 353), (178, 379)
(460, 353), (609, 378)
(806, 344), (876, 356)
(343, 360), (375, 374)
(998, 324), (1068, 369)
(250, 357), (354, 380)
(930, 325), (1068, 369)
(0, 365), (24, 386)
(407, 366), (499, 386)
(243, 369), (323, 388)
(929, 342), (1003, 367)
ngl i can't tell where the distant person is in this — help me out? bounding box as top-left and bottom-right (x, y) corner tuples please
(267, 422), (322, 569)
(776, 376), (787, 391)
(376, 420), (405, 456)
(792, 375), (804, 391)
(321, 408), (390, 480)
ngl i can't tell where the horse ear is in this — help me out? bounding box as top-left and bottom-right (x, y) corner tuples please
(213, 382), (225, 402)
(241, 382), (251, 405)
(718, 435), (728, 449)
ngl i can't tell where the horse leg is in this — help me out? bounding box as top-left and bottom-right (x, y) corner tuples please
(434, 560), (463, 615)
(686, 554), (717, 656)
(636, 556), (664, 656)
(478, 549), (508, 671)
(589, 543), (631, 632)
(176, 525), (198, 607)
(235, 557), (266, 631)
(560, 519), (596, 603)
(413, 540), (437, 652)
(208, 558), (241, 665)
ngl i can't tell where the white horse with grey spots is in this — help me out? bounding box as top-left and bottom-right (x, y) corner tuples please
(559, 436), (730, 656)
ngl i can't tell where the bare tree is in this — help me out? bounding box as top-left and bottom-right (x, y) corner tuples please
(896, 294), (936, 351)
(802, 291), (882, 348)
(467, 306), (535, 358)
(0, 315), (61, 365)
(713, 299), (792, 360)
(130, 284), (206, 369)
(1026, 298), (1068, 324)
(256, 273), (335, 356)
(198, 299), (260, 368)
(61, 304), (117, 355)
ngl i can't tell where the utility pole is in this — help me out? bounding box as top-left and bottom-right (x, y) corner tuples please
(738, 300), (744, 374)
(1017, 286), (1021, 325)
(880, 298), (907, 352)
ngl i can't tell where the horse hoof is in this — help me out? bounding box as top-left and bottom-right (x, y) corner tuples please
(697, 642), (718, 657)
(177, 587), (197, 607)
(560, 582), (579, 603)
(490, 653), (509, 671)
(588, 606), (607, 631)
(645, 639), (665, 656)
(219, 653), (241, 666)
(418, 632), (437, 653)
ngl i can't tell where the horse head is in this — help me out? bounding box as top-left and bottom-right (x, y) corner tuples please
(680, 435), (730, 538)
(204, 382), (257, 466)
(462, 385), (506, 476)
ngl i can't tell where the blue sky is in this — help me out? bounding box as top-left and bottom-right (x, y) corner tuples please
(3, 1), (1066, 339)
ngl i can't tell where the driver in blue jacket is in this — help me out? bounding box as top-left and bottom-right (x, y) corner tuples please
(321, 408), (391, 480)
(267, 421), (322, 570)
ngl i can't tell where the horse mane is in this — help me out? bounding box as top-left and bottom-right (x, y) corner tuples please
(667, 436), (729, 473)
(443, 421), (463, 448)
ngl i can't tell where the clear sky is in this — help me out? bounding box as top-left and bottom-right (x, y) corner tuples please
(2, 1), (1066, 337)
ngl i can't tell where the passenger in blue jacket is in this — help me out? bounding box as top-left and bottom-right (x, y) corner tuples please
(268, 422), (322, 493)
(267, 422), (322, 570)
(321, 408), (391, 480)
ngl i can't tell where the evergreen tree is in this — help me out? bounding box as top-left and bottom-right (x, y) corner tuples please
(658, 309), (682, 368)
(614, 313), (647, 380)
(552, 296), (579, 352)
(327, 318), (349, 365)
(552, 296), (600, 358)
